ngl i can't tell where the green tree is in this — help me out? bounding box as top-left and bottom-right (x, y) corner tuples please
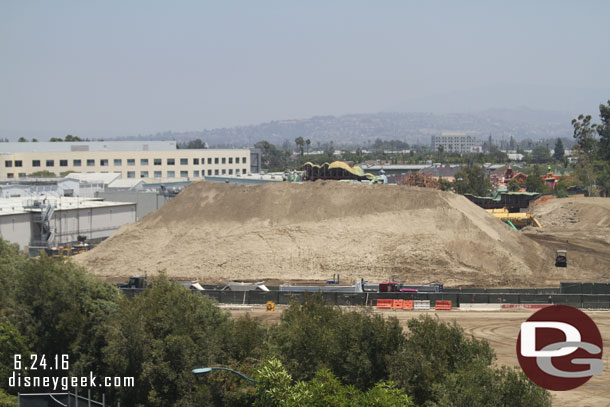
(254, 358), (413, 407)
(254, 140), (290, 171)
(596, 100), (610, 161)
(0, 389), (17, 407)
(572, 101), (610, 196)
(305, 138), (311, 153)
(553, 138), (565, 161)
(431, 360), (551, 407)
(295, 137), (305, 156)
(64, 134), (82, 142)
(452, 166), (492, 196)
(270, 295), (403, 390)
(0, 239), (28, 309)
(439, 177), (451, 191)
(593, 161), (610, 197)
(0, 319), (31, 392)
(31, 138), (38, 142)
(103, 273), (235, 407)
(178, 138), (207, 149)
(49, 137), (63, 142)
(28, 170), (56, 177)
(531, 145), (551, 163)
(388, 315), (495, 406)
(525, 165), (545, 193)
(507, 178), (521, 192)
(17, 137), (27, 142)
(12, 256), (121, 378)
(572, 114), (598, 157)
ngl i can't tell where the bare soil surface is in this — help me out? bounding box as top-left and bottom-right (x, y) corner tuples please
(524, 197), (610, 285)
(76, 181), (563, 287)
(230, 307), (610, 407)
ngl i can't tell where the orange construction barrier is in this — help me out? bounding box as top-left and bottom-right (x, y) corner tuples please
(392, 299), (404, 309)
(435, 300), (453, 310)
(402, 300), (414, 310)
(376, 299), (393, 309)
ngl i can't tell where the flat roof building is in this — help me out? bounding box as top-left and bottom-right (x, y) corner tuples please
(431, 132), (479, 154)
(0, 196), (136, 252)
(0, 141), (260, 182)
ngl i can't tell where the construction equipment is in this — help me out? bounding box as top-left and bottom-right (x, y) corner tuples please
(555, 250), (568, 267)
(326, 274), (340, 284)
(486, 208), (542, 229)
(118, 276), (148, 289)
(280, 279), (365, 293)
(44, 242), (95, 257)
(377, 281), (443, 293)
(378, 281), (402, 292)
(222, 281), (270, 291)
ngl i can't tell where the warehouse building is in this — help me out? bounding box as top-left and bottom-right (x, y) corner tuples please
(0, 196), (136, 253)
(0, 141), (260, 182)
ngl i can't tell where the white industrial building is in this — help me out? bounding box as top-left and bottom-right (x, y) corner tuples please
(431, 132), (479, 154)
(0, 196), (136, 253)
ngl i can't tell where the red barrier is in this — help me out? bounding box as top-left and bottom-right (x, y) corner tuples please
(392, 299), (404, 309)
(376, 299), (393, 309)
(435, 300), (453, 310)
(403, 300), (414, 310)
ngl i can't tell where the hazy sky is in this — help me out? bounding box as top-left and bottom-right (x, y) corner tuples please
(1, 1), (609, 139)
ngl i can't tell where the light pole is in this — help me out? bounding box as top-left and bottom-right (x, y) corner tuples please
(192, 366), (257, 385)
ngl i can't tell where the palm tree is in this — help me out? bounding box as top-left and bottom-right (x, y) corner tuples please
(295, 137), (305, 156)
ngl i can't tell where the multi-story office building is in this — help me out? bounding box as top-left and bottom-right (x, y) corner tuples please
(431, 132), (479, 154)
(0, 141), (260, 181)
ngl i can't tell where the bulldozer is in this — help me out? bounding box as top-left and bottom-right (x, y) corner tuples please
(555, 250), (567, 267)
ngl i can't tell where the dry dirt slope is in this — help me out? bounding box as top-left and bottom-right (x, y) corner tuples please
(76, 181), (557, 287)
(523, 197), (610, 284)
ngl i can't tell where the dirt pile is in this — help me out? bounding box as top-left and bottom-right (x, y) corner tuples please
(76, 181), (558, 287)
(531, 197), (610, 229)
(523, 197), (610, 283)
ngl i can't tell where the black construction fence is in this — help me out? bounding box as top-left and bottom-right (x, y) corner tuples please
(189, 290), (610, 309)
(119, 282), (610, 310)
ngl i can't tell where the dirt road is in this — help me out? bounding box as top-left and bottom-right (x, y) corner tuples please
(229, 307), (610, 407)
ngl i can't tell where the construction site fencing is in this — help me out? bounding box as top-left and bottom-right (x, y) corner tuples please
(444, 287), (559, 295)
(560, 282), (610, 295)
(119, 289), (610, 309)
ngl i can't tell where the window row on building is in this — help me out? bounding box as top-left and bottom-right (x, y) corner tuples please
(4, 168), (250, 179)
(4, 156), (248, 168)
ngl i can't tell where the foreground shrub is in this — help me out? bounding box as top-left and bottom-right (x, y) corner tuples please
(270, 294), (403, 389)
(254, 358), (413, 407)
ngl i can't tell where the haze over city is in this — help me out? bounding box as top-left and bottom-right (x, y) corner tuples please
(1, 0), (609, 141)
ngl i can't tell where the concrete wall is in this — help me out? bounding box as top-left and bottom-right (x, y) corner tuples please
(97, 191), (170, 219)
(50, 204), (136, 245)
(0, 213), (31, 249)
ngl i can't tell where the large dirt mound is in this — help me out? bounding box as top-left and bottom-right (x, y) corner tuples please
(530, 197), (610, 229)
(523, 197), (610, 282)
(76, 181), (558, 287)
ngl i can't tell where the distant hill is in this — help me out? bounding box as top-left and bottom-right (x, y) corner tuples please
(115, 108), (575, 147)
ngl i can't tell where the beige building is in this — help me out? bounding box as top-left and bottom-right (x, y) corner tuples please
(0, 141), (257, 182)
